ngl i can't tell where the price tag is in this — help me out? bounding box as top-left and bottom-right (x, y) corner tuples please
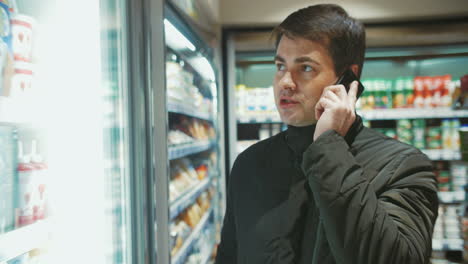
(257, 116), (266, 123)
(455, 191), (465, 201)
(432, 239), (443, 250)
(442, 150), (452, 160)
(375, 111), (383, 120)
(424, 149), (440, 160)
(446, 239), (463, 250)
(273, 115), (281, 122)
(438, 192), (451, 203)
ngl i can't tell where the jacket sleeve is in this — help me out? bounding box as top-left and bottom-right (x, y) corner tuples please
(215, 168), (238, 263)
(302, 130), (438, 264)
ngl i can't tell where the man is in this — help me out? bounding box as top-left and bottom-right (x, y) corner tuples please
(216, 4), (438, 264)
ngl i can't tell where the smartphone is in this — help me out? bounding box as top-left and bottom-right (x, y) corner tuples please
(336, 69), (365, 99)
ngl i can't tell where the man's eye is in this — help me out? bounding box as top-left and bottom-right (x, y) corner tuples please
(276, 64), (285, 71)
(303, 65), (313, 72)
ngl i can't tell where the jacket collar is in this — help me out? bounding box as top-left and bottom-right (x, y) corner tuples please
(344, 114), (364, 146)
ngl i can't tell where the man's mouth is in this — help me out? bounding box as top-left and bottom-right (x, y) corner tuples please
(279, 97), (299, 108)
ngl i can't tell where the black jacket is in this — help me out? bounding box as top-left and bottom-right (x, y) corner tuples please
(215, 116), (438, 264)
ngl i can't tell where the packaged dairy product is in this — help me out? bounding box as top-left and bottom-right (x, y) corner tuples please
(10, 61), (33, 99)
(16, 140), (35, 227)
(31, 139), (47, 221)
(11, 14), (35, 62)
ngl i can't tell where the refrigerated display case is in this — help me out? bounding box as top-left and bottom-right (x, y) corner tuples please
(153, 4), (225, 264)
(223, 26), (468, 263)
(0, 0), (157, 263)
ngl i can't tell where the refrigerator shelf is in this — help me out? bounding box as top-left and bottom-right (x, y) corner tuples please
(0, 121), (39, 129)
(170, 178), (211, 220)
(172, 208), (213, 264)
(432, 238), (463, 251)
(421, 149), (461, 161)
(168, 100), (213, 122)
(169, 140), (214, 160)
(358, 108), (468, 120)
(0, 221), (50, 262)
(438, 191), (465, 204)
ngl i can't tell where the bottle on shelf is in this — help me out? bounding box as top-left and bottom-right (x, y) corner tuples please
(16, 140), (35, 227)
(31, 139), (47, 221)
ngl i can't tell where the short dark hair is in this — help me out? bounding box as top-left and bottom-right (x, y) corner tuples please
(272, 4), (366, 78)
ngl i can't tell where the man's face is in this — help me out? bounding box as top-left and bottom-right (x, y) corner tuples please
(274, 36), (337, 127)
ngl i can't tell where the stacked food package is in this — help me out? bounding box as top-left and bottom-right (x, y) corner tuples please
(166, 61), (212, 116)
(0, 0), (37, 122)
(174, 116), (215, 141)
(235, 85), (279, 121)
(170, 188), (214, 257)
(433, 161), (467, 193)
(359, 75), (456, 110)
(165, 47), (221, 263)
(449, 163), (468, 193)
(168, 116), (216, 147)
(374, 119), (461, 151)
(169, 158), (209, 202)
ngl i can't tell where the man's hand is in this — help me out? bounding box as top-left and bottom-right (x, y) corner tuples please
(313, 81), (358, 141)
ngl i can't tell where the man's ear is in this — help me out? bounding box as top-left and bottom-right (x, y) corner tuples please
(350, 64), (359, 77)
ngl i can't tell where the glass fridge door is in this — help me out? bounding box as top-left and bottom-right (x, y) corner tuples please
(162, 6), (222, 264)
(0, 0), (135, 263)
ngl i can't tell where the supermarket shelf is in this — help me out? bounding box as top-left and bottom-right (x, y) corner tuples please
(0, 221), (50, 262)
(168, 100), (212, 121)
(432, 238), (463, 251)
(358, 108), (468, 120)
(438, 191), (465, 203)
(169, 140), (214, 160)
(421, 149), (461, 161)
(170, 178), (211, 220)
(237, 114), (281, 124)
(172, 209), (213, 264)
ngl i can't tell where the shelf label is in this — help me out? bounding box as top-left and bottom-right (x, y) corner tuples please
(432, 239), (443, 250)
(446, 239), (463, 250)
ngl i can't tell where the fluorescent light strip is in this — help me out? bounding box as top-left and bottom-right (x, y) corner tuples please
(164, 18), (196, 52)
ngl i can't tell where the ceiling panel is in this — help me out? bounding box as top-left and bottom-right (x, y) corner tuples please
(220, 0), (468, 26)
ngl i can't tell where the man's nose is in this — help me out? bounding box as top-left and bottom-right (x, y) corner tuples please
(279, 71), (296, 91)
